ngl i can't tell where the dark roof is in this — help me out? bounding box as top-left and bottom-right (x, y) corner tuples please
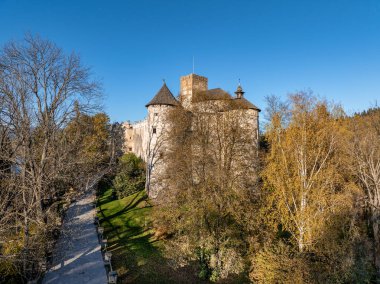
(235, 85), (245, 96)
(232, 97), (261, 111)
(192, 87), (260, 111)
(192, 88), (232, 103)
(145, 83), (179, 107)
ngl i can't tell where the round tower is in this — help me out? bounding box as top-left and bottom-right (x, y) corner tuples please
(145, 81), (179, 137)
(145, 81), (179, 198)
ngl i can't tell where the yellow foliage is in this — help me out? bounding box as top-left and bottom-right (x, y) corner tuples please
(263, 93), (349, 252)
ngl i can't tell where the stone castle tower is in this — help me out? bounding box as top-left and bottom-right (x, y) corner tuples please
(180, 74), (208, 109)
(124, 73), (260, 198)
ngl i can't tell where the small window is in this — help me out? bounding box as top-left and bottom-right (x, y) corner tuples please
(154, 113), (158, 116)
(152, 127), (157, 134)
(128, 147), (132, 151)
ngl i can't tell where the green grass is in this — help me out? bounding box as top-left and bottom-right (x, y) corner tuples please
(96, 181), (203, 283)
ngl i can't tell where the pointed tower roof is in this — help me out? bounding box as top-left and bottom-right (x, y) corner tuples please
(145, 82), (179, 107)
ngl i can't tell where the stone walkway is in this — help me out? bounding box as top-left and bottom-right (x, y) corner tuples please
(43, 190), (107, 284)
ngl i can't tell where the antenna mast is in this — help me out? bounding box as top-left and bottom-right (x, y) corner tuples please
(192, 56), (195, 74)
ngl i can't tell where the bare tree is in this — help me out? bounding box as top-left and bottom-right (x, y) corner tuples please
(0, 34), (102, 280)
(154, 102), (259, 281)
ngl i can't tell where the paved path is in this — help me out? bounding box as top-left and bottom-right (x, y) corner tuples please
(43, 189), (107, 284)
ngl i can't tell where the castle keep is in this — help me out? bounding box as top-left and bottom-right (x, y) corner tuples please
(124, 73), (260, 198)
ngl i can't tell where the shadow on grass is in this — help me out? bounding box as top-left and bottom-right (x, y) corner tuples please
(96, 181), (206, 283)
(96, 181), (249, 284)
(95, 178), (115, 207)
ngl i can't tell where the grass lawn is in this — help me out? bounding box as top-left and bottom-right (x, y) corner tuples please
(96, 180), (203, 283)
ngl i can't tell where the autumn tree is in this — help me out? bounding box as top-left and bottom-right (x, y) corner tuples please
(253, 93), (373, 282)
(154, 102), (259, 281)
(262, 93), (344, 252)
(63, 111), (113, 187)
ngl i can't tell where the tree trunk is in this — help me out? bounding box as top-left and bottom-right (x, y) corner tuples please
(146, 163), (152, 196)
(21, 145), (30, 277)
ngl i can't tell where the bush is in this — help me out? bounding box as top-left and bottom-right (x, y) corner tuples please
(251, 242), (308, 283)
(113, 153), (146, 198)
(250, 239), (375, 284)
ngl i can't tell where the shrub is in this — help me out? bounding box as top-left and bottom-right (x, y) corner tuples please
(113, 153), (146, 198)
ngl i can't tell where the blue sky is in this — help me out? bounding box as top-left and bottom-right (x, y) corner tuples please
(0, 0), (379, 122)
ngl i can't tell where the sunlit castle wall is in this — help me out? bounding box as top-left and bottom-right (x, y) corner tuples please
(124, 73), (260, 199)
(123, 119), (149, 160)
(180, 73), (208, 110)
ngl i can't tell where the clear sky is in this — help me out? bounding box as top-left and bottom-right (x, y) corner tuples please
(0, 0), (379, 122)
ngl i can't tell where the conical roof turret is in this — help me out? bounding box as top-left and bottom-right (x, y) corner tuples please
(145, 82), (179, 107)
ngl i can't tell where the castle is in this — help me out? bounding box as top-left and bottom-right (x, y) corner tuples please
(124, 73), (260, 198)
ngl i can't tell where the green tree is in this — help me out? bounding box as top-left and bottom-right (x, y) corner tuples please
(113, 153), (146, 198)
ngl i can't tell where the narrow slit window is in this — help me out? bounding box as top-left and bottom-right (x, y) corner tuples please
(152, 127), (157, 134)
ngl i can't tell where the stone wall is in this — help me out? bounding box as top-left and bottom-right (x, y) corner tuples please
(180, 74), (208, 109)
(124, 74), (260, 199)
(123, 119), (149, 160)
(145, 105), (175, 198)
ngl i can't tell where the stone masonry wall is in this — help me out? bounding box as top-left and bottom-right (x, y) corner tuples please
(124, 74), (260, 199)
(180, 74), (208, 109)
